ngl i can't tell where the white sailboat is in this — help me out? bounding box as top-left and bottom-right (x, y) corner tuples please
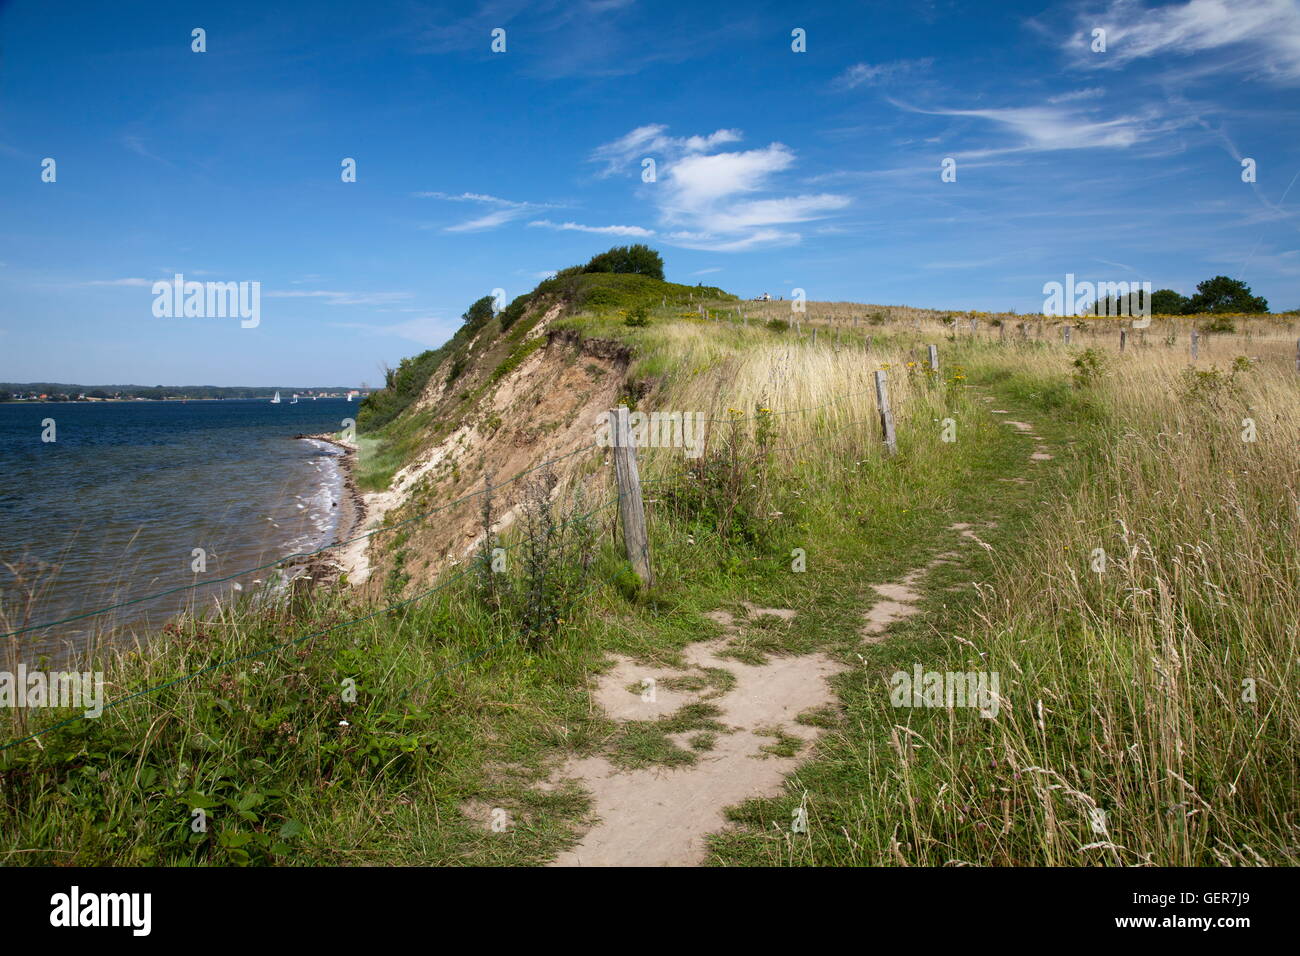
(346, 393), (352, 403)
(271, 391), (281, 404)
(290, 394), (299, 404)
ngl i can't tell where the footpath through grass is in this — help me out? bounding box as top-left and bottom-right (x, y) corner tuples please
(4, 332), (1293, 866)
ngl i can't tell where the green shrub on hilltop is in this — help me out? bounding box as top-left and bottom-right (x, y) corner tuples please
(535, 271), (732, 315)
(1150, 288), (1189, 315)
(1149, 278), (1268, 316)
(580, 243), (664, 279)
(1186, 276), (1267, 315)
(359, 245), (733, 437)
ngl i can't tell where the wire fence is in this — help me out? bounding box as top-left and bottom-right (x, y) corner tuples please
(0, 479), (642, 753)
(0, 375), (908, 754)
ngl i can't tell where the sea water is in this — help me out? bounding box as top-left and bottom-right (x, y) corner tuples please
(0, 398), (355, 663)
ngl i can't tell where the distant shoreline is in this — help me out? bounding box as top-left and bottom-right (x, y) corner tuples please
(0, 396), (367, 404)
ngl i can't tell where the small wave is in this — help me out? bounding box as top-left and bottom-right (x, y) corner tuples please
(282, 439), (347, 554)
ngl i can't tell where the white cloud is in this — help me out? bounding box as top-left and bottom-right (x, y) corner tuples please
(84, 278), (156, 287)
(1070, 0), (1300, 82)
(446, 208), (532, 232)
(702, 195), (852, 232)
(663, 145), (795, 209)
(588, 123), (743, 176)
(832, 58), (934, 90)
(665, 228), (801, 252)
(1047, 87), (1106, 103)
(591, 128), (849, 251)
(895, 99), (1160, 155)
(264, 289), (413, 306)
(414, 191), (558, 232)
(527, 219), (655, 236)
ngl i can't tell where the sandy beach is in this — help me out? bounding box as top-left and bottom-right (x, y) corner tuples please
(286, 433), (367, 588)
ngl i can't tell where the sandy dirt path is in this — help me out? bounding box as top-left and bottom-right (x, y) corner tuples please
(549, 609), (843, 867)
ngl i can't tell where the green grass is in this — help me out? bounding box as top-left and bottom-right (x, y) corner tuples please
(0, 353), (965, 863)
(534, 270), (733, 314)
(4, 318), (1294, 867)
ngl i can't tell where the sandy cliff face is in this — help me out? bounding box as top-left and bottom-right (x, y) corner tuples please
(343, 316), (633, 597)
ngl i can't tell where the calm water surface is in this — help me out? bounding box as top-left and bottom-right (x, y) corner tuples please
(0, 398), (358, 662)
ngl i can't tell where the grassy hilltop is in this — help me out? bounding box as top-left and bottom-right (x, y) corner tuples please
(2, 249), (1297, 867)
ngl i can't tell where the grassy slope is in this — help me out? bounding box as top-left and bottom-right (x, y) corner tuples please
(2, 299), (1296, 866)
(352, 272), (733, 492)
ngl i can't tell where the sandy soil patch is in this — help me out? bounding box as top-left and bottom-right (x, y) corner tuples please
(548, 615), (843, 867)
(861, 575), (924, 642)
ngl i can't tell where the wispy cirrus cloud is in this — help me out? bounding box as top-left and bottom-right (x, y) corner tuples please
(413, 191), (560, 232)
(664, 229), (805, 253)
(832, 58), (933, 90)
(120, 134), (173, 166)
(893, 98), (1166, 157)
(264, 289), (413, 306)
(1066, 0), (1300, 82)
(1047, 87), (1106, 104)
(527, 219), (654, 236)
(81, 278), (414, 308)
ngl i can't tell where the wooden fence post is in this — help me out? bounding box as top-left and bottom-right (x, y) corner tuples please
(1063, 325), (1071, 345)
(927, 344), (939, 372)
(1190, 327), (1199, 360)
(999, 322), (1006, 343)
(1119, 329), (1127, 352)
(611, 407), (654, 588)
(874, 370), (897, 457)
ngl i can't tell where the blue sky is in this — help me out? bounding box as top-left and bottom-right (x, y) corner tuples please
(1, 0), (1297, 386)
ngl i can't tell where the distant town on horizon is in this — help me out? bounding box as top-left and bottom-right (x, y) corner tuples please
(1, 383), (376, 402)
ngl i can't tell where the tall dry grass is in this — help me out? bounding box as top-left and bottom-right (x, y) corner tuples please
(862, 335), (1300, 865)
